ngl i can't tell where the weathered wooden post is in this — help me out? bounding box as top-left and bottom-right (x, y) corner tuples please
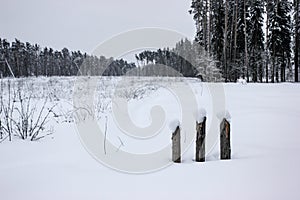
(196, 117), (206, 162)
(172, 126), (181, 163)
(220, 118), (231, 159)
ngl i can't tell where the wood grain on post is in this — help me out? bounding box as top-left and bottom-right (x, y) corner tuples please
(196, 117), (206, 162)
(220, 118), (231, 160)
(172, 126), (181, 163)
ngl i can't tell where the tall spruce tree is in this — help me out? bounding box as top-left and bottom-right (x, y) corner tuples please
(249, 0), (265, 82)
(265, 0), (274, 83)
(210, 0), (225, 75)
(235, 0), (251, 81)
(268, 0), (292, 82)
(190, 0), (209, 50)
(294, 0), (299, 82)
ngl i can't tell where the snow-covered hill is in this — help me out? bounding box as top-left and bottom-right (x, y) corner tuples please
(0, 77), (300, 200)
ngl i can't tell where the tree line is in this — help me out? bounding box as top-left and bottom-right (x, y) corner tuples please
(0, 38), (136, 77)
(190, 0), (300, 82)
(0, 37), (223, 80)
(135, 39), (223, 81)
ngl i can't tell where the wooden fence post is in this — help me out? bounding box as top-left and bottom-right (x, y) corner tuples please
(196, 117), (206, 162)
(220, 118), (231, 160)
(172, 126), (181, 163)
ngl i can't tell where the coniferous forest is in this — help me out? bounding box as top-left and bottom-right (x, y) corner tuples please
(0, 0), (299, 82)
(190, 0), (300, 82)
(0, 38), (136, 77)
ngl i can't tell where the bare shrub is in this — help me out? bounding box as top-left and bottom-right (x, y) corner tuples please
(0, 79), (56, 142)
(0, 79), (16, 142)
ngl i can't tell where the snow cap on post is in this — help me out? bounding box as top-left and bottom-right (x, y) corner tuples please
(194, 108), (207, 123)
(169, 119), (180, 132)
(217, 110), (231, 122)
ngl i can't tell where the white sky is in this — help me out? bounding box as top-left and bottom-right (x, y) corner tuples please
(0, 0), (196, 54)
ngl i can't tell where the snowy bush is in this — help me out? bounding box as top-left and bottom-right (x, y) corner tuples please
(237, 77), (247, 84)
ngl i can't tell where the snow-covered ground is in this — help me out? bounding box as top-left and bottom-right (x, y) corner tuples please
(1, 77), (300, 200)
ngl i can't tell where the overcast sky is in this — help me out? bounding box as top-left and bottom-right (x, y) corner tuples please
(0, 0), (196, 54)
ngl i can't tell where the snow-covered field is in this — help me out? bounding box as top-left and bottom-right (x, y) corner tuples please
(1, 77), (300, 200)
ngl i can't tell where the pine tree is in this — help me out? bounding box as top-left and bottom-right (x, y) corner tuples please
(265, 0), (274, 83)
(24, 42), (33, 77)
(224, 0), (229, 81)
(294, 0), (299, 82)
(268, 0), (292, 82)
(211, 0), (225, 73)
(249, 0), (265, 82)
(11, 39), (26, 77)
(230, 0), (239, 80)
(61, 48), (71, 76)
(190, 0), (208, 49)
(235, 0), (251, 80)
